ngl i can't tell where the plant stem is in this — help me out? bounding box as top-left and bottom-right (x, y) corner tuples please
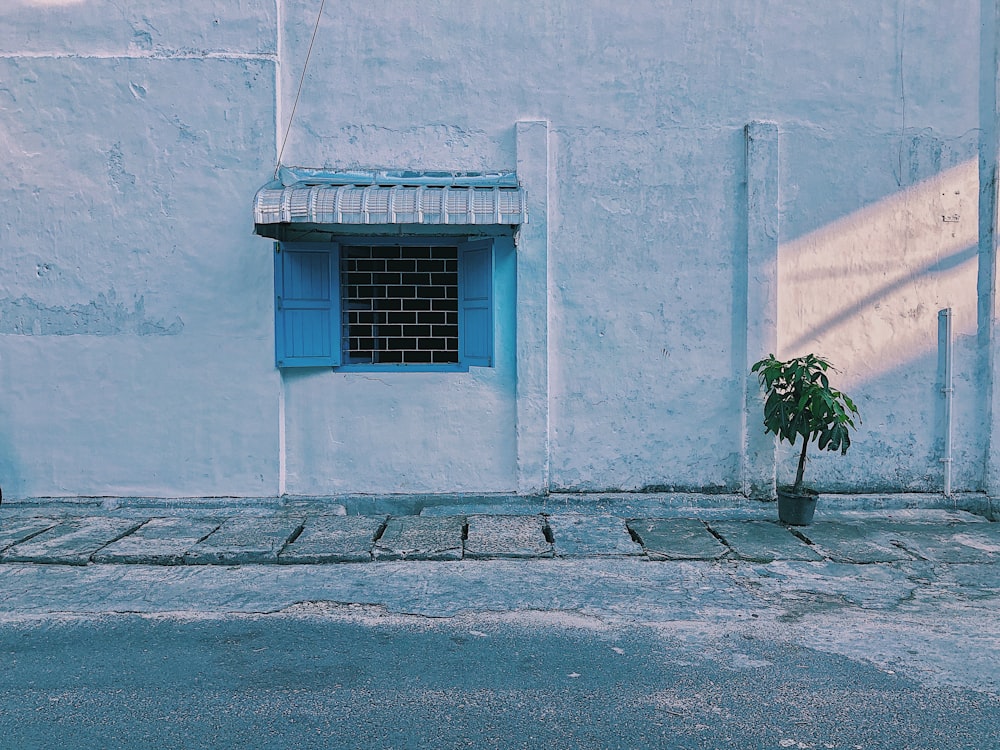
(794, 437), (809, 493)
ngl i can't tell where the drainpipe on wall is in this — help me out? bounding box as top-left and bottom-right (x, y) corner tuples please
(939, 308), (954, 497)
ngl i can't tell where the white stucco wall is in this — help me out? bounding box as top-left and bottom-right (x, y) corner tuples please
(0, 0), (992, 498)
(277, 1), (984, 495)
(0, 1), (280, 497)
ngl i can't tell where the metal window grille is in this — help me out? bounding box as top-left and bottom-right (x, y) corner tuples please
(341, 245), (459, 365)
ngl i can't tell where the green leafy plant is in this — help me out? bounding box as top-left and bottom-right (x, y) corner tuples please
(751, 353), (860, 494)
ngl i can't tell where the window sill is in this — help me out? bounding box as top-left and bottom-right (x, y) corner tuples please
(334, 364), (473, 373)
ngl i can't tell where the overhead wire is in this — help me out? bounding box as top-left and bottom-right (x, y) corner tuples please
(274, 0), (328, 179)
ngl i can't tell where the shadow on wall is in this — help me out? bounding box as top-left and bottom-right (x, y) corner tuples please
(775, 159), (981, 491)
(778, 160), (978, 391)
(773, 345), (979, 493)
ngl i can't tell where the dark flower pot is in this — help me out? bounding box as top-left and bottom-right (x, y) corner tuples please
(777, 487), (818, 526)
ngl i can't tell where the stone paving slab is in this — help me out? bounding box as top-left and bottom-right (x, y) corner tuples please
(373, 515), (464, 561)
(464, 515), (553, 559)
(0, 518), (59, 552)
(547, 514), (643, 557)
(707, 520), (824, 562)
(796, 521), (917, 563)
(184, 516), (304, 565)
(420, 503), (550, 517)
(882, 522), (1000, 564)
(279, 515), (386, 564)
(626, 518), (729, 560)
(93, 517), (223, 565)
(1, 517), (146, 565)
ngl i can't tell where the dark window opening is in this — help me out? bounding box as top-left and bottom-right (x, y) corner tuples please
(341, 245), (460, 365)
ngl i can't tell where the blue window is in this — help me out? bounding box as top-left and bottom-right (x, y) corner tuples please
(274, 238), (494, 370)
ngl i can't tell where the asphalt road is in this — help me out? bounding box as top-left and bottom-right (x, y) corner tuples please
(1, 611), (997, 750)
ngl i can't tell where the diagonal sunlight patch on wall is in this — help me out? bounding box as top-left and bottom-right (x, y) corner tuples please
(778, 160), (978, 390)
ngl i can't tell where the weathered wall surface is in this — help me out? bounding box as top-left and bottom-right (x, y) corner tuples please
(0, 0), (279, 497)
(0, 0), (989, 498)
(278, 1), (984, 494)
(773, 2), (982, 492)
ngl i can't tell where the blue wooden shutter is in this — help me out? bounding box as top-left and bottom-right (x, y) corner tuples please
(458, 239), (493, 367)
(274, 242), (340, 368)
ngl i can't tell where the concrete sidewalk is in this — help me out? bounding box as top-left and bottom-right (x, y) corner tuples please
(1, 497), (997, 567)
(2, 496), (999, 696)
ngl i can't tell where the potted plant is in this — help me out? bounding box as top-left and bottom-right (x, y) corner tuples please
(751, 353), (860, 525)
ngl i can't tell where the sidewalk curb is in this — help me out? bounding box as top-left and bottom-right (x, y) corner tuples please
(2, 491), (994, 519)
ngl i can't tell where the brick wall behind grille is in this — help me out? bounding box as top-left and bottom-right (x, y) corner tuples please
(342, 245), (459, 364)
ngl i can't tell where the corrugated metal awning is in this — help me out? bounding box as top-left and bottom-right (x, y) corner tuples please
(253, 169), (527, 229)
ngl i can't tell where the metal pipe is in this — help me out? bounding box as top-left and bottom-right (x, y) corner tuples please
(939, 308), (954, 497)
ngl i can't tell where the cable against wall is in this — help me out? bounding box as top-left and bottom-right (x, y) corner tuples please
(274, 0), (328, 179)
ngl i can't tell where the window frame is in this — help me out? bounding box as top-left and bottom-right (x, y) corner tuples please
(274, 235), (495, 372)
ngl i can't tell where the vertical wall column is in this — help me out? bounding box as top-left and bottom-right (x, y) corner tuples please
(742, 121), (779, 498)
(515, 120), (551, 494)
(275, 0), (287, 498)
(980, 0), (1000, 496)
